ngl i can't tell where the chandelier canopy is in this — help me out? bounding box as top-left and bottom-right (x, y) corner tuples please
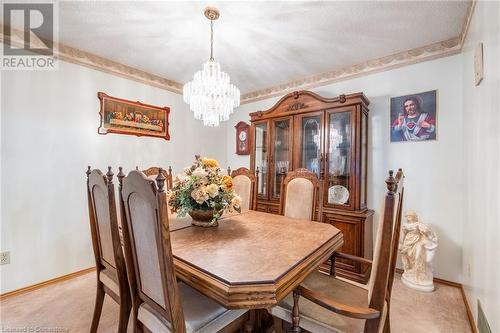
(183, 7), (240, 127)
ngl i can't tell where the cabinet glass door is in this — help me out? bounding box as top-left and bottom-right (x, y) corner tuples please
(299, 114), (323, 178)
(271, 118), (291, 200)
(254, 122), (268, 198)
(325, 111), (352, 208)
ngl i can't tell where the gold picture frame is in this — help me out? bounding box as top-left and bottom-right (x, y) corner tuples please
(97, 92), (170, 141)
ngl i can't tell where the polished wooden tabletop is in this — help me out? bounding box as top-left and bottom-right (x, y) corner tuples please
(169, 210), (343, 309)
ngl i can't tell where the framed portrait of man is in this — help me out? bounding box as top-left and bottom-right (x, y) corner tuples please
(390, 90), (437, 142)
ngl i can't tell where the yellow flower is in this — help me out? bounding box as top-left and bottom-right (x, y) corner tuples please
(202, 157), (219, 168)
(222, 175), (233, 191)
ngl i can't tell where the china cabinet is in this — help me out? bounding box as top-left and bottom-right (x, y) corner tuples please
(250, 90), (374, 282)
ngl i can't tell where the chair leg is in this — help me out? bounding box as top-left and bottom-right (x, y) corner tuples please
(291, 290), (301, 333)
(117, 295), (132, 333)
(90, 284), (105, 333)
(329, 254), (336, 276)
(383, 311), (390, 333)
(364, 318), (380, 333)
(244, 310), (255, 333)
(273, 316), (284, 333)
(135, 320), (144, 333)
(132, 303), (142, 333)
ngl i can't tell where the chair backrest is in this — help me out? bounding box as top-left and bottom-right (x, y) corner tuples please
(366, 170), (405, 313)
(141, 166), (173, 190)
(386, 168), (405, 302)
(231, 167), (257, 210)
(118, 169), (185, 332)
(280, 168), (320, 220)
(86, 167), (128, 292)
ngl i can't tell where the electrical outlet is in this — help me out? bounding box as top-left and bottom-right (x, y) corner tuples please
(0, 251), (10, 265)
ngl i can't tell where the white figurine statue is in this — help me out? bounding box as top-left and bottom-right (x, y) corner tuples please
(399, 211), (438, 292)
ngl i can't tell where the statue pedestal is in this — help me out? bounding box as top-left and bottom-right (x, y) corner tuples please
(401, 272), (435, 292)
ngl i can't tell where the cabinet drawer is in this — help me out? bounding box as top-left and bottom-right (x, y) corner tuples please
(268, 205), (280, 214)
(256, 203), (268, 212)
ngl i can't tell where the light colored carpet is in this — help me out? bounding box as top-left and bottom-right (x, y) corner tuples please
(0, 272), (472, 333)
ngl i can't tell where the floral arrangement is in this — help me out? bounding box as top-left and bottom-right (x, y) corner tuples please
(168, 156), (242, 222)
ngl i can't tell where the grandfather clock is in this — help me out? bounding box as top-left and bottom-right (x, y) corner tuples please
(249, 90), (374, 283)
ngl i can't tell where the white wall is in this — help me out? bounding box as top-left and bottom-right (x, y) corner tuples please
(227, 55), (464, 282)
(0, 61), (227, 293)
(461, 0), (500, 331)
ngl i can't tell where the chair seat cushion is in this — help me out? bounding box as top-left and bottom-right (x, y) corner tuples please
(270, 271), (368, 333)
(138, 282), (247, 333)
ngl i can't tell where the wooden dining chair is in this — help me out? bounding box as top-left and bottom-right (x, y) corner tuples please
(118, 169), (248, 333)
(270, 169), (404, 333)
(382, 168), (405, 333)
(86, 166), (131, 333)
(141, 166), (173, 190)
(230, 167), (258, 210)
(330, 168), (405, 333)
(279, 168), (321, 221)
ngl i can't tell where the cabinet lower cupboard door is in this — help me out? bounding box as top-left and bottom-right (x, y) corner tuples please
(322, 212), (373, 283)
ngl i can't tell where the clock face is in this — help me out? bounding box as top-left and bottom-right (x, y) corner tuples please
(239, 131), (247, 141)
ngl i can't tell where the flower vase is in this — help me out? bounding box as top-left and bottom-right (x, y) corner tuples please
(188, 209), (219, 227)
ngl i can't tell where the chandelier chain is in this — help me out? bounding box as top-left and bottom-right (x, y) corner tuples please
(210, 20), (214, 61)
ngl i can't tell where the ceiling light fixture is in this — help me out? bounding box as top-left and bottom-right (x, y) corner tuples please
(183, 7), (240, 127)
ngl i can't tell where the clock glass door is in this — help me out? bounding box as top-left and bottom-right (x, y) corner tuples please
(254, 122), (268, 199)
(238, 130), (247, 153)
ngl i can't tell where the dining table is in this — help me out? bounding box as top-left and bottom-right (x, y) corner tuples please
(168, 210), (343, 311)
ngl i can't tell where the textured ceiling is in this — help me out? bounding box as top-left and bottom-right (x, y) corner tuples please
(7, 1), (470, 94)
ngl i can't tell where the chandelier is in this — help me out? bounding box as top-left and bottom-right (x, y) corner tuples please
(183, 7), (240, 127)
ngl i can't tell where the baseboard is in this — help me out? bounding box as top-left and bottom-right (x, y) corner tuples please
(0, 267), (96, 301)
(395, 268), (477, 333)
(395, 268), (461, 287)
(460, 284), (478, 333)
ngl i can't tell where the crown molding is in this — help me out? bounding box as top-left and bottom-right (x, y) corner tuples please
(459, 0), (477, 49)
(1, 25), (183, 94)
(240, 37), (461, 105)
